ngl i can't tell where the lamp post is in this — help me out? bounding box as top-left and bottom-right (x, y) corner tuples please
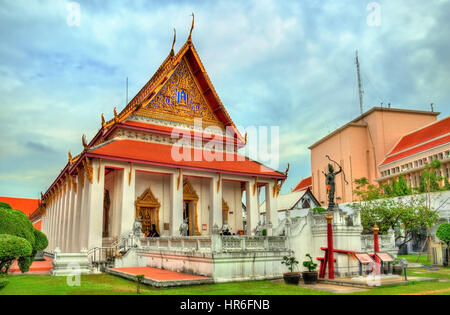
(326, 212), (334, 279)
(400, 258), (408, 281)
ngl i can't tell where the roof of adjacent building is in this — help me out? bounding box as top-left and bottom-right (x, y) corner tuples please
(88, 139), (286, 179)
(308, 107), (440, 150)
(292, 176), (312, 192)
(0, 196), (41, 230)
(259, 188), (319, 213)
(381, 116), (450, 166)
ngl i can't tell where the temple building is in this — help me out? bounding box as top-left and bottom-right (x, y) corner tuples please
(30, 28), (287, 254)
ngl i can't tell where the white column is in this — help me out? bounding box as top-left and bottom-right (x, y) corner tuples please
(119, 165), (135, 235)
(265, 181), (279, 236)
(245, 178), (259, 236)
(79, 172), (91, 250)
(169, 169), (183, 236)
(61, 185), (70, 252)
(209, 173), (223, 233)
(55, 192), (63, 250)
(85, 159), (105, 249)
(72, 177), (83, 252)
(49, 203), (55, 251)
(64, 182), (74, 252)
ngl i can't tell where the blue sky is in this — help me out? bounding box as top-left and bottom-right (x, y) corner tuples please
(0, 0), (449, 198)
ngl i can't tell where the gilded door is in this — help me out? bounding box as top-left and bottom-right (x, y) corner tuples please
(137, 207), (154, 236)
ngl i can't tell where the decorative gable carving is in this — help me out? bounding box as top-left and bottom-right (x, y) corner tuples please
(136, 58), (223, 128)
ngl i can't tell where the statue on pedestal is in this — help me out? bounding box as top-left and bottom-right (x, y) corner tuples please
(323, 155), (347, 210)
(254, 221), (263, 236)
(179, 218), (189, 236)
(133, 216), (144, 238)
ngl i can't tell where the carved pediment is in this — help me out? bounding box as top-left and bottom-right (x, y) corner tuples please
(135, 187), (160, 207)
(183, 178), (198, 200)
(135, 58), (223, 128)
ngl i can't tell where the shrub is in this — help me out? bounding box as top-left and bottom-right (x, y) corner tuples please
(0, 234), (32, 274)
(436, 223), (450, 245)
(0, 207), (48, 273)
(0, 202), (12, 209)
(34, 229), (48, 252)
(312, 207), (327, 215)
(0, 279), (9, 290)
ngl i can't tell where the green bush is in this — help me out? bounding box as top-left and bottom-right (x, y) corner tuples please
(0, 234), (32, 273)
(312, 207), (327, 215)
(436, 223), (450, 245)
(0, 202), (12, 209)
(0, 207), (48, 273)
(33, 229), (48, 252)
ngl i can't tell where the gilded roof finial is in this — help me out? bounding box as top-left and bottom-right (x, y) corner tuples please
(68, 150), (73, 165)
(82, 135), (88, 151)
(101, 113), (106, 128)
(113, 107), (119, 122)
(244, 132), (248, 145)
(285, 163), (290, 176)
(170, 28), (176, 57)
(188, 12), (195, 44)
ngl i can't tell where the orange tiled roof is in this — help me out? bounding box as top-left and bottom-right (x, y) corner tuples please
(381, 116), (450, 166)
(88, 139), (285, 178)
(0, 196), (39, 217)
(292, 176), (312, 192)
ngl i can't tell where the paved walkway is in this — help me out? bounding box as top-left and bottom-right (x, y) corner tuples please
(108, 267), (214, 287)
(9, 256), (53, 275)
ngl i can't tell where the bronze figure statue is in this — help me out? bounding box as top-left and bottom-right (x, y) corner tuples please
(322, 155), (346, 209)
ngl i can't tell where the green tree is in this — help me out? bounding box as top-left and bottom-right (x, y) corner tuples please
(356, 195), (439, 247)
(0, 207), (48, 273)
(353, 177), (384, 201)
(436, 223), (450, 266)
(0, 234), (32, 274)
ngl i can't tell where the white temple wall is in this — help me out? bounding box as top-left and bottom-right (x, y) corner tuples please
(222, 180), (244, 233)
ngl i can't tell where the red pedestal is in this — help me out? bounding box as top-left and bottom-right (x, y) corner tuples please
(326, 214), (334, 279)
(373, 224), (380, 275)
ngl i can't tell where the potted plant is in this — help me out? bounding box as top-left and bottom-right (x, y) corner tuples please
(281, 255), (300, 285)
(302, 254), (318, 284)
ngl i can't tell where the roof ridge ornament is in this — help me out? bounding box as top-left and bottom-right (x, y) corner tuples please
(187, 12), (194, 44)
(170, 28), (176, 57)
(82, 135), (88, 151)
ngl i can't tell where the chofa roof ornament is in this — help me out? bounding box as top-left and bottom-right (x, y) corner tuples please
(187, 12), (194, 44)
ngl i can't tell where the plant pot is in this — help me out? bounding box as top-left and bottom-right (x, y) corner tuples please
(393, 265), (403, 276)
(283, 272), (301, 285)
(302, 271), (318, 285)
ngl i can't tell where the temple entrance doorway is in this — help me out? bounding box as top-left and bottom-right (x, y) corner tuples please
(183, 178), (200, 236)
(135, 187), (161, 236)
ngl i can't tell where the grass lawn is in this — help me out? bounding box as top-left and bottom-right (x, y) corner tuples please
(0, 267), (449, 295)
(398, 254), (433, 265)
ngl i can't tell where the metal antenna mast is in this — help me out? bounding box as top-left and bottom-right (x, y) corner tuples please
(355, 51), (364, 115)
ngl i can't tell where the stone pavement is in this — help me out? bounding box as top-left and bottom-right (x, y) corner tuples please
(107, 267), (214, 287)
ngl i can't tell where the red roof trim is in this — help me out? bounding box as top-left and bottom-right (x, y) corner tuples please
(87, 139), (285, 179)
(381, 134), (450, 166)
(292, 176), (312, 192)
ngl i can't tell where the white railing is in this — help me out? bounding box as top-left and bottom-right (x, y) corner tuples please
(139, 235), (288, 253)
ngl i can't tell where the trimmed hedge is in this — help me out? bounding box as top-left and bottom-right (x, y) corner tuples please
(437, 222), (450, 245)
(0, 234), (32, 273)
(0, 202), (12, 209)
(0, 207), (48, 273)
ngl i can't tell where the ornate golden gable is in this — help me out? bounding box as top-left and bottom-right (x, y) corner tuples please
(135, 58), (223, 128)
